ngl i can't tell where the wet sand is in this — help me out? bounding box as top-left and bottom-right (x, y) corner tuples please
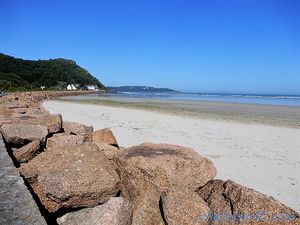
(57, 95), (300, 128)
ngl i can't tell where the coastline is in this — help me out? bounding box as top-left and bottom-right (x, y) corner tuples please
(1, 90), (299, 224)
(56, 96), (300, 128)
(44, 99), (300, 212)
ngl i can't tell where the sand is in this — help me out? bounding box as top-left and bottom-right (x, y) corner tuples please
(44, 100), (300, 212)
(58, 95), (300, 128)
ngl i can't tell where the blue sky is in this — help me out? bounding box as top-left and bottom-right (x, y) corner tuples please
(0, 0), (299, 94)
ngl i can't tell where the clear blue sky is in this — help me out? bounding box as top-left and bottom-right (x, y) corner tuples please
(1, 0), (299, 94)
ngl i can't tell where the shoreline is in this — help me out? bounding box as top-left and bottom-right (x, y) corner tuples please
(1, 91), (299, 222)
(56, 96), (300, 128)
(44, 99), (300, 212)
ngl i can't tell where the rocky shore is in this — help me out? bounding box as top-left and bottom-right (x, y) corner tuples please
(0, 91), (299, 225)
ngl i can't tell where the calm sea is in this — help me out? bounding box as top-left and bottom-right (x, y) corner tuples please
(100, 92), (300, 106)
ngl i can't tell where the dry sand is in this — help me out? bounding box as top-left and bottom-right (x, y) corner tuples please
(44, 100), (300, 212)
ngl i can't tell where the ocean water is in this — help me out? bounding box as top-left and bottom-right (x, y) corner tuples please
(101, 92), (300, 106)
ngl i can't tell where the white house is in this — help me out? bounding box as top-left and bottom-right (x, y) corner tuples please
(85, 85), (99, 91)
(67, 84), (77, 91)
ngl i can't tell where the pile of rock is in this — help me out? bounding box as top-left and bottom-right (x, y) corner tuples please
(1, 90), (95, 109)
(0, 91), (299, 225)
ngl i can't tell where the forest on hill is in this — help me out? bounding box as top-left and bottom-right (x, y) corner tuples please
(0, 53), (106, 91)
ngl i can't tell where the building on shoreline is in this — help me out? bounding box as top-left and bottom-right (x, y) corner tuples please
(66, 84), (78, 91)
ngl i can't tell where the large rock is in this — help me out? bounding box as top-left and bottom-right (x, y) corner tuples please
(46, 134), (86, 149)
(17, 114), (62, 133)
(114, 142), (216, 200)
(90, 128), (118, 147)
(0, 117), (12, 126)
(0, 105), (12, 126)
(131, 187), (165, 225)
(63, 121), (93, 136)
(161, 187), (210, 225)
(11, 107), (29, 114)
(25, 108), (49, 117)
(19, 142), (120, 212)
(197, 179), (232, 216)
(197, 179), (300, 225)
(3, 101), (28, 109)
(93, 140), (122, 160)
(11, 112), (25, 118)
(0, 124), (48, 145)
(57, 197), (132, 225)
(13, 140), (40, 163)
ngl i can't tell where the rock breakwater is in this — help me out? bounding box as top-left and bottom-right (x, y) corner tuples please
(0, 91), (299, 224)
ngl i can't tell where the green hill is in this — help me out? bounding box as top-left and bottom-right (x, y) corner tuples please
(0, 53), (106, 91)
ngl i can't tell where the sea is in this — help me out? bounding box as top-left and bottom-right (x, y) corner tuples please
(99, 92), (300, 107)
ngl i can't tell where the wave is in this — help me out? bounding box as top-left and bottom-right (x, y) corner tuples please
(103, 91), (300, 106)
(115, 92), (300, 99)
(195, 94), (300, 99)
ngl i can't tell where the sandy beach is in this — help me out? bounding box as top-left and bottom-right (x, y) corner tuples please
(44, 99), (300, 212)
(58, 95), (300, 128)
